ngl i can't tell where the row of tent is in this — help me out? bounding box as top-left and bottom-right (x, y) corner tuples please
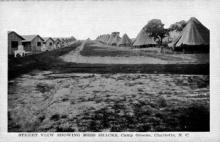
(96, 31), (155, 47)
(8, 31), (76, 56)
(96, 17), (209, 51)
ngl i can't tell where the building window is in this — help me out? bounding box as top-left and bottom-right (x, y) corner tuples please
(11, 41), (18, 49)
(49, 42), (52, 46)
(37, 42), (41, 46)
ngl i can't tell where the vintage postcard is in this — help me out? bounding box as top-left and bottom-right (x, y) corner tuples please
(0, 0), (220, 141)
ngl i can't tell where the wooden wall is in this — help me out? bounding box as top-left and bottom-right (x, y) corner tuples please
(31, 36), (44, 53)
(45, 38), (54, 50)
(8, 32), (23, 55)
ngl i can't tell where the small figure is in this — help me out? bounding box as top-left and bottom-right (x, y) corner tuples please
(14, 44), (26, 57)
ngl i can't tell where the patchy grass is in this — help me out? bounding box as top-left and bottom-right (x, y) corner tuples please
(73, 101), (209, 132)
(8, 73), (209, 132)
(80, 43), (209, 63)
(58, 63), (209, 75)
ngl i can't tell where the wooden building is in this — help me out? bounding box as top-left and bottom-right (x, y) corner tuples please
(21, 35), (44, 54)
(54, 38), (61, 49)
(43, 37), (55, 51)
(8, 31), (24, 55)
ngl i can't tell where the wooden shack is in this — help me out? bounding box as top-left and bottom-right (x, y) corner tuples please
(54, 38), (61, 49)
(21, 35), (44, 54)
(43, 37), (55, 51)
(8, 31), (24, 55)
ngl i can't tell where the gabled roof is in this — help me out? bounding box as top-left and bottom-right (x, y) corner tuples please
(43, 37), (54, 42)
(174, 17), (209, 47)
(21, 35), (44, 42)
(8, 31), (24, 40)
(22, 35), (37, 41)
(133, 29), (156, 46)
(54, 38), (61, 42)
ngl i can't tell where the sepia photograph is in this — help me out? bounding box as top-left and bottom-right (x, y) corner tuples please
(1, 0), (220, 141)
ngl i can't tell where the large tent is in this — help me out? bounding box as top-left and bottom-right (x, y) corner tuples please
(107, 32), (121, 46)
(111, 36), (121, 46)
(171, 17), (209, 50)
(117, 33), (132, 47)
(133, 29), (156, 47)
(107, 34), (114, 45)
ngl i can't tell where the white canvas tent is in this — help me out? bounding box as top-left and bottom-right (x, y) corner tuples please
(133, 29), (156, 47)
(107, 32), (121, 46)
(171, 17), (209, 48)
(117, 33), (132, 47)
(107, 34), (114, 45)
(111, 36), (121, 46)
(96, 34), (110, 44)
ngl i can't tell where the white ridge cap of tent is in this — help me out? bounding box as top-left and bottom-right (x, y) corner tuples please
(175, 17), (210, 47)
(133, 29), (156, 46)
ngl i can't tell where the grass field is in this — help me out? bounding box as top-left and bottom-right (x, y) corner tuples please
(8, 71), (209, 132)
(79, 41), (209, 64)
(57, 63), (209, 75)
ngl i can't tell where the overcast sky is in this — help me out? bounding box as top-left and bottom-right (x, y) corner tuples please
(0, 0), (215, 40)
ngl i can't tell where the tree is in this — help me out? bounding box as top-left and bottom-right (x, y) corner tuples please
(143, 19), (168, 46)
(169, 20), (186, 32)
